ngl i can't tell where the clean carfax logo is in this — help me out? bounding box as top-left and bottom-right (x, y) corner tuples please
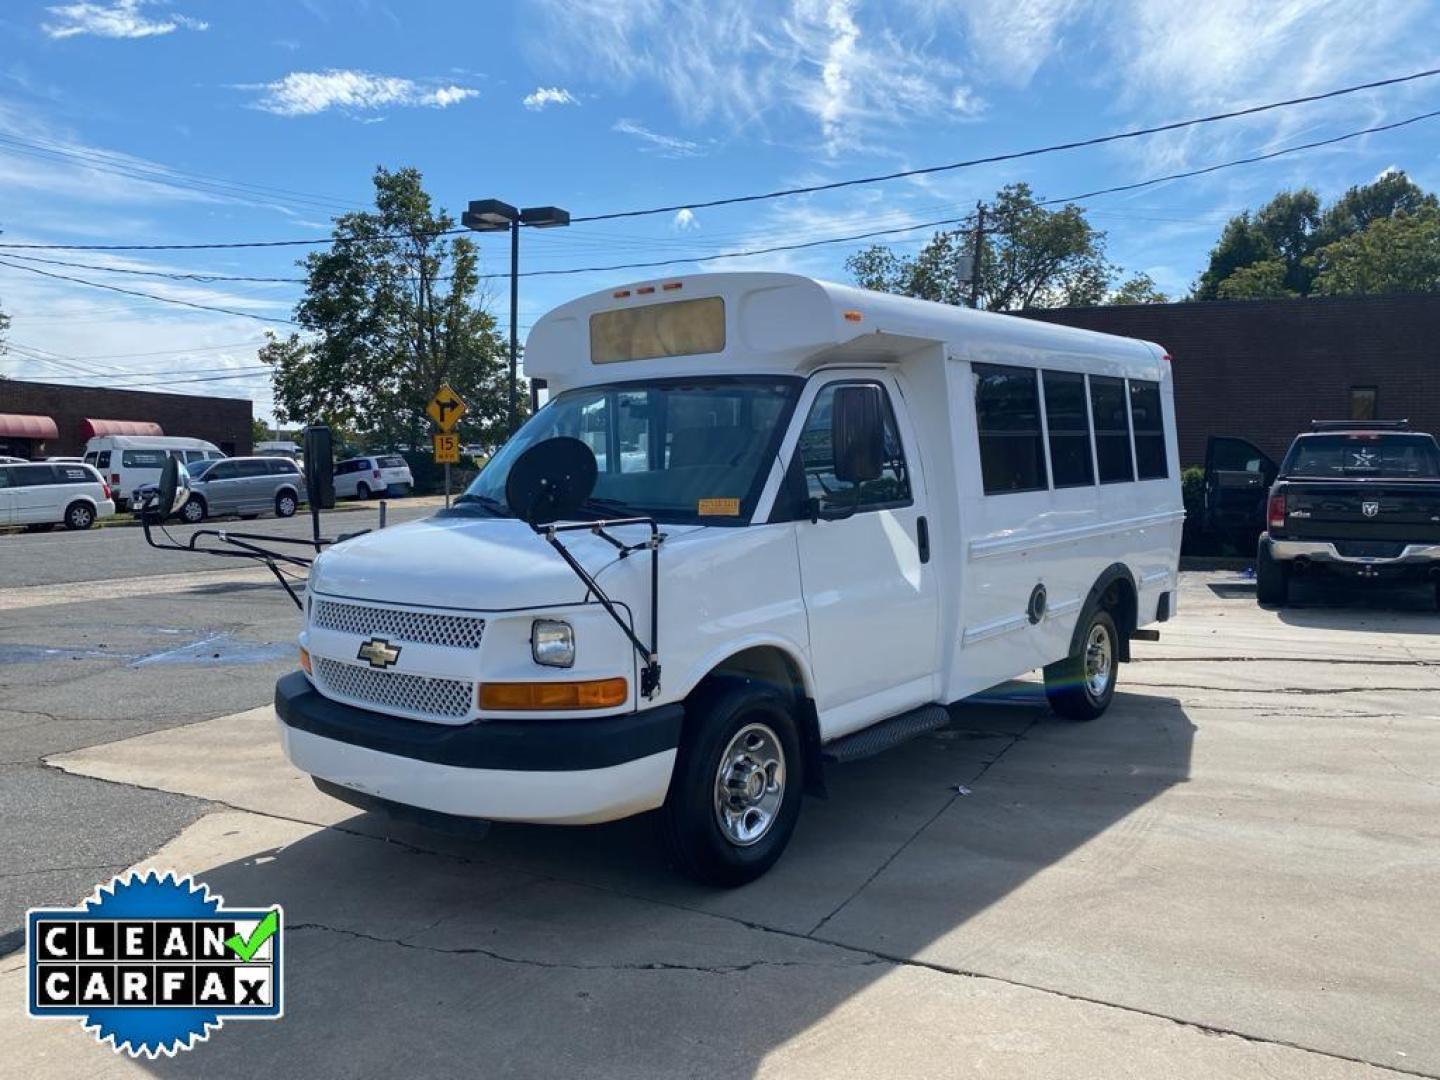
(26, 871), (283, 1058)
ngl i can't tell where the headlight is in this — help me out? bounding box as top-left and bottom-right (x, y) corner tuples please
(531, 619), (575, 668)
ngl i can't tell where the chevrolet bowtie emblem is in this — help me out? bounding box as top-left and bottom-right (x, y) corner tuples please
(356, 637), (401, 669)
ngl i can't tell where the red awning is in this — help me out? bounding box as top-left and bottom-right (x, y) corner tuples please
(80, 418), (165, 439)
(0, 413), (60, 440)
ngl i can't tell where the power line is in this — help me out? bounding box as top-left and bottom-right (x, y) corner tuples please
(0, 258), (299, 325)
(504, 107), (1440, 280)
(0, 252), (306, 284)
(2, 66), (1436, 253)
(6, 106), (1435, 325)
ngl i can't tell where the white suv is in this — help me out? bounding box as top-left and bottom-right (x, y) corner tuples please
(0, 461), (115, 531)
(333, 455), (414, 500)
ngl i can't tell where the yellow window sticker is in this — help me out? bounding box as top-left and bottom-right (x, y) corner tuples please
(697, 497), (741, 516)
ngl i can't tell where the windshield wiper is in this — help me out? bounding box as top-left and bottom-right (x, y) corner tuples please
(450, 493), (511, 517)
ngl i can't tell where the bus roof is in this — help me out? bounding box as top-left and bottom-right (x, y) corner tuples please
(525, 272), (1167, 390)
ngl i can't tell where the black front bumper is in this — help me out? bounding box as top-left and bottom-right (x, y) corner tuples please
(275, 671), (684, 772)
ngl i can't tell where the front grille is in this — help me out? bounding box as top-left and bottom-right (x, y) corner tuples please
(313, 657), (472, 721)
(313, 599), (484, 650)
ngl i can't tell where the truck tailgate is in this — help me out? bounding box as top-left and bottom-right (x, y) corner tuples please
(1284, 481), (1440, 544)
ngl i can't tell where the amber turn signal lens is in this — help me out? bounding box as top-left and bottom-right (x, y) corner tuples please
(298, 646), (312, 675)
(479, 678), (628, 711)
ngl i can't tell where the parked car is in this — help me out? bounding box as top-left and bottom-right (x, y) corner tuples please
(1247, 420), (1440, 607)
(333, 455), (414, 500)
(173, 456), (305, 524)
(0, 461), (114, 530)
(83, 435), (225, 512)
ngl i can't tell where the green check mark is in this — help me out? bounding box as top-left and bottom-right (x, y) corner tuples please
(225, 910), (279, 962)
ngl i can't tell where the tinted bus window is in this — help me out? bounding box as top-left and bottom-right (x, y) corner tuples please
(974, 364), (1047, 494)
(1129, 380), (1168, 480)
(1042, 371), (1094, 488)
(1089, 376), (1134, 483)
(122, 450), (167, 468)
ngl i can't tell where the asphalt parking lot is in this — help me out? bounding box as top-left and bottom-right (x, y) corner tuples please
(2, 526), (1437, 1077)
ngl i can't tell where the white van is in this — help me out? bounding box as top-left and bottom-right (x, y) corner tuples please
(0, 461), (115, 530)
(83, 435), (224, 511)
(275, 273), (1183, 884)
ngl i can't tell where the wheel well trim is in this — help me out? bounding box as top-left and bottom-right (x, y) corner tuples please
(1069, 563), (1139, 661)
(680, 636), (816, 703)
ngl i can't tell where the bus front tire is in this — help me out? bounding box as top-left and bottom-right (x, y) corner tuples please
(1044, 609), (1119, 722)
(659, 679), (804, 887)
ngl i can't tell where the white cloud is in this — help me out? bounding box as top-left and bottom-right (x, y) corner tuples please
(530, 0), (979, 153)
(613, 118), (705, 158)
(673, 208), (698, 230)
(250, 70), (478, 117)
(42, 0), (208, 40)
(522, 86), (578, 111)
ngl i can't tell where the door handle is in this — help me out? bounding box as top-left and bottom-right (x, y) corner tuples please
(917, 515), (930, 564)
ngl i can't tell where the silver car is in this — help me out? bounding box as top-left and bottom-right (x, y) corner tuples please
(176, 456), (305, 524)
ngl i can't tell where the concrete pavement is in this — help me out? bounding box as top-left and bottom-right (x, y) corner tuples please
(3, 571), (1436, 1076)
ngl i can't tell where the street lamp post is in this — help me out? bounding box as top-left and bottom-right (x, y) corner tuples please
(461, 199), (570, 434)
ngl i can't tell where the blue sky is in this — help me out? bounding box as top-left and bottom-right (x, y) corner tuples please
(1, 0), (1438, 423)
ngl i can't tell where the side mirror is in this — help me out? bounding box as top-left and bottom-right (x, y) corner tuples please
(147, 457), (191, 521)
(303, 424), (335, 510)
(504, 437), (598, 526)
(831, 385), (886, 485)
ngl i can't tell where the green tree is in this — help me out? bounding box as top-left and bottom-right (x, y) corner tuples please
(1196, 172), (1438, 299)
(1108, 272), (1170, 305)
(1215, 259), (1296, 300)
(250, 417), (270, 445)
(1317, 170), (1438, 246)
(847, 183), (1115, 310)
(1311, 209), (1440, 296)
(262, 166), (512, 449)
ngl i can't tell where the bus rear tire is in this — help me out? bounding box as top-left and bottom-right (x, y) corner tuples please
(1044, 609), (1118, 722)
(659, 679), (803, 887)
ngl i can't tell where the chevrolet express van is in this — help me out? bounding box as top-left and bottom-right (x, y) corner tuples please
(275, 273), (1183, 885)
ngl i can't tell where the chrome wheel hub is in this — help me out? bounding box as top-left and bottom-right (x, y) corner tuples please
(1084, 623), (1113, 699)
(713, 722), (785, 847)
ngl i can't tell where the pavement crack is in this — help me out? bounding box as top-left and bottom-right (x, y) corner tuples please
(287, 921), (883, 976)
(0, 861), (126, 881)
(803, 712), (1044, 939)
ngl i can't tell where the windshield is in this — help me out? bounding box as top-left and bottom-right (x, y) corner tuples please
(453, 376), (802, 524)
(1282, 434), (1440, 478)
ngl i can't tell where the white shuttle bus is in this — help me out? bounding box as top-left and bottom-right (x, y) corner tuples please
(277, 272), (1183, 885)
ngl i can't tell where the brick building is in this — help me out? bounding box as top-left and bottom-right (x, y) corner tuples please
(0, 380), (253, 460)
(1017, 293), (1440, 466)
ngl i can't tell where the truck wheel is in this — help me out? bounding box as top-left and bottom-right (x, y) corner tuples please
(1044, 609), (1119, 722)
(1256, 542), (1289, 607)
(63, 502), (96, 530)
(659, 679), (804, 887)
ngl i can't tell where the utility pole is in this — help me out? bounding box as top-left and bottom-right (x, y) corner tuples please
(968, 201), (985, 309)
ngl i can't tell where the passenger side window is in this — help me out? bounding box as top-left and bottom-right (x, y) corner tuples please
(1129, 380), (1168, 480)
(268, 459), (299, 475)
(206, 462), (236, 481)
(58, 466), (91, 485)
(974, 363), (1048, 494)
(122, 450), (167, 469)
(1089, 376), (1134, 483)
(1042, 371), (1094, 488)
(11, 464), (54, 488)
(234, 460), (270, 479)
(793, 382), (912, 513)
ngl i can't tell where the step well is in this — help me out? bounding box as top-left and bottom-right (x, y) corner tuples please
(821, 703), (951, 764)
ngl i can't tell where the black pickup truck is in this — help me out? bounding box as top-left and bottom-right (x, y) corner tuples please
(1245, 421), (1440, 607)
